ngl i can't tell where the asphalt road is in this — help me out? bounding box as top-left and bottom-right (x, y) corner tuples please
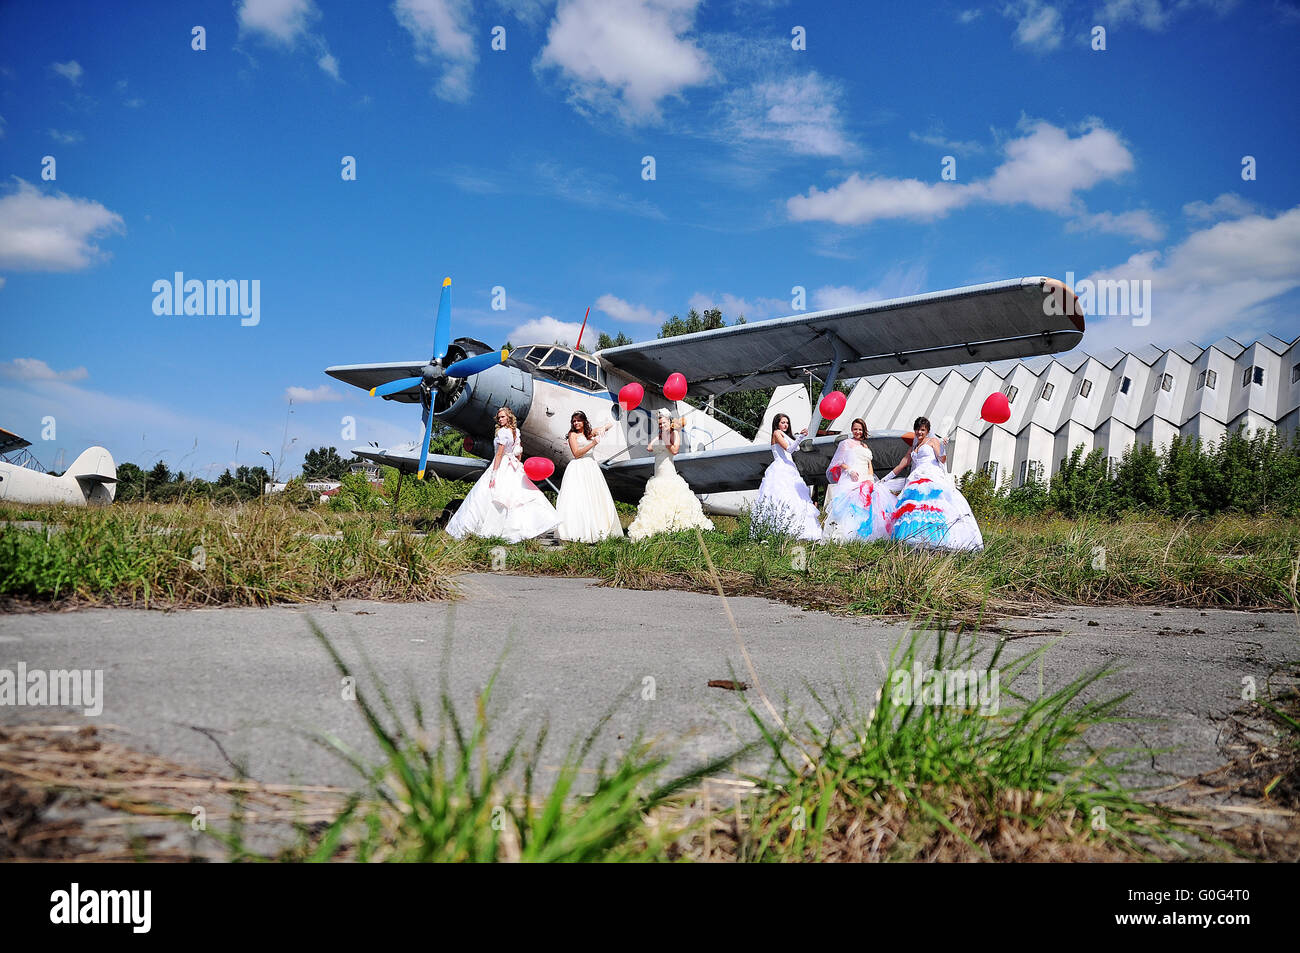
(2, 575), (1296, 796)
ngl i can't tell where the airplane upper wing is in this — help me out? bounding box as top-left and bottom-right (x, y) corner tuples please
(353, 448), (488, 480)
(596, 278), (1083, 397)
(600, 433), (912, 499)
(325, 362), (428, 403)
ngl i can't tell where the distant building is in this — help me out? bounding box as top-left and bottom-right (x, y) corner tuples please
(838, 335), (1299, 486)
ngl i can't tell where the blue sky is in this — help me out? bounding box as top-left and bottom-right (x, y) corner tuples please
(1, 0), (1298, 476)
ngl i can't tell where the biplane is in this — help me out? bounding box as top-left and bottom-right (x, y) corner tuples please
(0, 427), (117, 505)
(325, 277), (1083, 513)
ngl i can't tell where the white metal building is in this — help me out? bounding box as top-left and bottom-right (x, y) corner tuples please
(832, 334), (1300, 486)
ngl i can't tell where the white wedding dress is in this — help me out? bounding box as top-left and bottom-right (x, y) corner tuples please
(627, 441), (714, 541)
(822, 438), (897, 543)
(555, 449), (624, 543)
(887, 443), (983, 551)
(446, 428), (559, 542)
(751, 438), (822, 541)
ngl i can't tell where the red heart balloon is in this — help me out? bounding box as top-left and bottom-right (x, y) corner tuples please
(523, 456), (554, 482)
(819, 390), (847, 420)
(618, 382), (644, 412)
(981, 391), (1011, 424)
(663, 372), (688, 402)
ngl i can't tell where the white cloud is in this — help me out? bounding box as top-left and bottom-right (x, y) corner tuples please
(1080, 204), (1300, 350)
(788, 173), (972, 226)
(788, 119), (1135, 227)
(47, 129), (84, 144)
(285, 384), (342, 403)
(51, 60), (83, 84)
(959, 8), (983, 21)
(510, 315), (598, 348)
(595, 293), (669, 325)
(0, 115), (7, 138)
(1183, 192), (1258, 222)
(317, 52), (340, 80)
(537, 0), (713, 123)
(1005, 1), (1063, 51)
(0, 358), (89, 382)
(238, 0), (342, 80)
(1094, 0), (1238, 31)
(722, 72), (855, 158)
(686, 291), (786, 320)
(1068, 209), (1165, 242)
(978, 119), (1133, 212)
(393, 0), (477, 103)
(238, 0), (318, 44)
(0, 277), (6, 290)
(909, 129), (986, 155)
(0, 179), (125, 271)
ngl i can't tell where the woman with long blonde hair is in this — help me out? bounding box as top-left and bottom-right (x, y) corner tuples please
(446, 406), (558, 542)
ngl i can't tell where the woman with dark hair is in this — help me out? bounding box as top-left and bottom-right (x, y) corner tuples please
(750, 412), (822, 540)
(881, 416), (983, 551)
(555, 410), (623, 542)
(823, 418), (897, 542)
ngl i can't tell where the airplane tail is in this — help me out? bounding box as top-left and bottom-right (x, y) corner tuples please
(64, 447), (117, 504)
(751, 384), (812, 444)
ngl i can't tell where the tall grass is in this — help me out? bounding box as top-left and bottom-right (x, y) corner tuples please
(2, 503), (1296, 612)
(709, 625), (1200, 862)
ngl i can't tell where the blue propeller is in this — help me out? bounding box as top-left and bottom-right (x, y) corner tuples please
(366, 276), (509, 479)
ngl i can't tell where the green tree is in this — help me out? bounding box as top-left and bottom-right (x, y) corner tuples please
(657, 307), (772, 439)
(302, 446), (350, 481)
(596, 331), (633, 349)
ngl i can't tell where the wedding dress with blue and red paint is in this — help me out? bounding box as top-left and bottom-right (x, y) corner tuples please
(822, 438), (897, 543)
(886, 443), (983, 551)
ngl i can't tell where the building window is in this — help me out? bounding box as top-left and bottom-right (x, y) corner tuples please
(982, 461), (998, 484)
(1079, 379), (1092, 398)
(1003, 384), (1019, 403)
(1206, 369), (1216, 390)
(1161, 373), (1174, 392)
(1040, 382), (1054, 401)
(1196, 370), (1206, 389)
(1107, 456), (1118, 476)
(1018, 460), (1043, 485)
(1292, 363), (1300, 384)
(1119, 377), (1131, 395)
(1254, 366), (1265, 386)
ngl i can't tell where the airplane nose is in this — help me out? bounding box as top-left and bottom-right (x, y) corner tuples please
(435, 360), (534, 445)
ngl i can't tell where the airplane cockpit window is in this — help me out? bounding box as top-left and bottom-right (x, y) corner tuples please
(540, 349), (567, 369)
(521, 347), (545, 366)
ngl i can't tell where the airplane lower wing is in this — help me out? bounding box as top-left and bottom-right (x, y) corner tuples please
(596, 278), (1083, 397)
(600, 432), (912, 500)
(353, 448), (488, 481)
(326, 362), (429, 403)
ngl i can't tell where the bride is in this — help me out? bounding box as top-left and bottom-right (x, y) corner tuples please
(555, 410), (623, 542)
(627, 409), (714, 541)
(446, 407), (559, 542)
(822, 418), (897, 543)
(750, 413), (822, 541)
(881, 415), (983, 551)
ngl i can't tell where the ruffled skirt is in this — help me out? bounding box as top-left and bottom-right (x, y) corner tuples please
(885, 463), (983, 551)
(627, 460), (714, 541)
